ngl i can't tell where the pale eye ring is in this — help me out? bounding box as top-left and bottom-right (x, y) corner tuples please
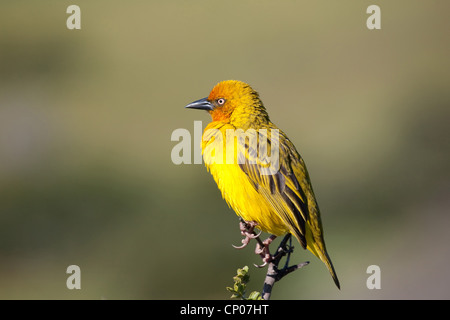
(216, 98), (226, 106)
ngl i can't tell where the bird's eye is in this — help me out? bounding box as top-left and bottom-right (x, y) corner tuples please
(216, 98), (226, 106)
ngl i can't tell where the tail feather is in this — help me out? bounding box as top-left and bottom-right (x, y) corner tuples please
(307, 242), (340, 289)
(322, 250), (340, 289)
(297, 230), (339, 289)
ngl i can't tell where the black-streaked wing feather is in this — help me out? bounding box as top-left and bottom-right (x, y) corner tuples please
(237, 130), (309, 248)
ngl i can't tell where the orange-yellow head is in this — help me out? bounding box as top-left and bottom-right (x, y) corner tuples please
(185, 80), (270, 127)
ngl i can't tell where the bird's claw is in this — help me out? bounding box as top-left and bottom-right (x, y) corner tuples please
(232, 219), (277, 268)
(232, 220), (260, 249)
(232, 238), (250, 249)
(254, 235), (276, 268)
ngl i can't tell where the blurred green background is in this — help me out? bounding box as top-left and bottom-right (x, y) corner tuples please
(0, 1), (449, 299)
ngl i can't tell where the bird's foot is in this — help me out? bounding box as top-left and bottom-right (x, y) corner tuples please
(232, 220), (262, 250)
(254, 235), (277, 268)
(232, 218), (278, 268)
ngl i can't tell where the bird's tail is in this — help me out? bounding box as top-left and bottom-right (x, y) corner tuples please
(321, 250), (340, 289)
(307, 242), (340, 289)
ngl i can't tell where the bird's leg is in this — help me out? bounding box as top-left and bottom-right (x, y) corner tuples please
(232, 218), (262, 250)
(281, 233), (294, 269)
(254, 235), (277, 268)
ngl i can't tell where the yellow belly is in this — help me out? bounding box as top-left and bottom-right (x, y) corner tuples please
(206, 161), (289, 236)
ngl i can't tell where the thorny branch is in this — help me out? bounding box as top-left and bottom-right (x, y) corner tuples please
(261, 234), (309, 300)
(232, 218), (309, 300)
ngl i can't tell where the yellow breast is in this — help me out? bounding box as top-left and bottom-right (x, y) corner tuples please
(202, 123), (288, 236)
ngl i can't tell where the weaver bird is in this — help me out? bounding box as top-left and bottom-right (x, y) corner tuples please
(185, 80), (340, 289)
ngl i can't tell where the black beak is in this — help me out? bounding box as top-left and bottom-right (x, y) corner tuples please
(185, 97), (214, 111)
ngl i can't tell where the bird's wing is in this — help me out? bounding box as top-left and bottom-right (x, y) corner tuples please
(236, 128), (310, 248)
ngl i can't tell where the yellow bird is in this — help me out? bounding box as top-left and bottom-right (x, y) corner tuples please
(185, 80), (340, 289)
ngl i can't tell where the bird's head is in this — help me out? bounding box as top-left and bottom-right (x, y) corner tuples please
(185, 80), (270, 126)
